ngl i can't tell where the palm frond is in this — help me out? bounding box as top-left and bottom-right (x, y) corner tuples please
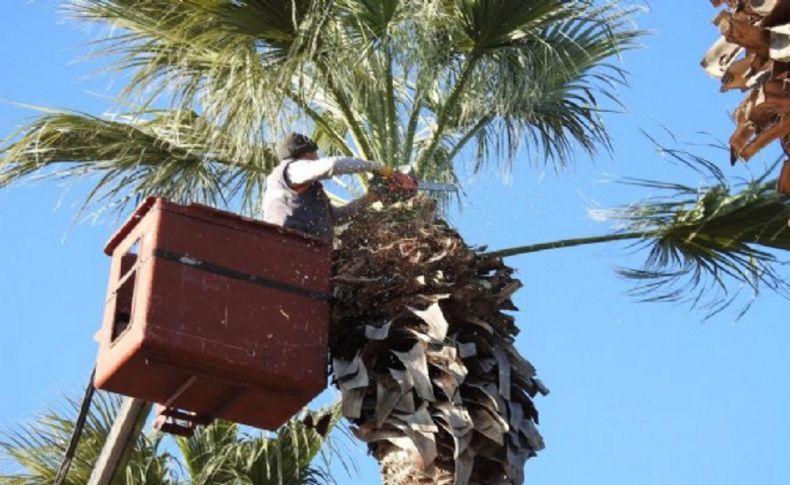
(452, 0), (576, 52)
(207, 404), (343, 485)
(485, 138), (790, 318)
(0, 392), (170, 485)
(66, 0), (331, 158)
(590, 154), (790, 317)
(175, 420), (239, 484)
(2, 0), (642, 215)
(335, 0), (402, 39)
(2, 391), (343, 485)
(0, 109), (274, 216)
(443, 2), (643, 170)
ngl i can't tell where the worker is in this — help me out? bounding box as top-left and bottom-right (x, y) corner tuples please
(262, 133), (412, 239)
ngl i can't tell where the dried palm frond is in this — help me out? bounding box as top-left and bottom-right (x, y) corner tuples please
(702, 1), (790, 192)
(331, 196), (546, 485)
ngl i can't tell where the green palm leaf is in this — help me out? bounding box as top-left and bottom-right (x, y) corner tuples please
(453, 0), (576, 51)
(0, 392), (170, 485)
(1, 392), (343, 485)
(485, 144), (790, 318)
(436, 2), (641, 170)
(607, 174), (790, 317)
(66, 0), (329, 159)
(175, 420), (239, 484)
(3, 1), (640, 217)
(175, 404), (342, 485)
(0, 109), (274, 216)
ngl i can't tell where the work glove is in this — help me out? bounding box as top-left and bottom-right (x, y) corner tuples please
(376, 166), (396, 178)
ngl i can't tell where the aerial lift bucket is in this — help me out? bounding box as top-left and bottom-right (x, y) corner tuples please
(93, 198), (332, 435)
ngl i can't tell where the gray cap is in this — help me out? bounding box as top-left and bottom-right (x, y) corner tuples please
(277, 133), (318, 161)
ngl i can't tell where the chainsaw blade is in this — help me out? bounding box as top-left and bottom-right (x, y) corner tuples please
(393, 165), (456, 193)
(417, 181), (456, 192)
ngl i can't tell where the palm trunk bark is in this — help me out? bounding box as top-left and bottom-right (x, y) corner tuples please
(377, 446), (455, 484)
(331, 196), (547, 485)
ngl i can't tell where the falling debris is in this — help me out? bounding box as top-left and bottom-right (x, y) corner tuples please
(703, 0), (790, 193)
(331, 196), (546, 485)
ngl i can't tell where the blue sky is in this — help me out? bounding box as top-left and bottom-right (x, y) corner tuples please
(1, 1), (788, 484)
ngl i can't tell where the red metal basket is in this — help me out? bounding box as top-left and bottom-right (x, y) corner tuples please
(94, 198), (331, 431)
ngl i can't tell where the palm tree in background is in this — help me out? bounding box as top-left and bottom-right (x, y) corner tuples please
(1, 0), (789, 483)
(0, 391), (340, 484)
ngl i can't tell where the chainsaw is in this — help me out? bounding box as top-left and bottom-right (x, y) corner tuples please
(370, 165), (456, 200)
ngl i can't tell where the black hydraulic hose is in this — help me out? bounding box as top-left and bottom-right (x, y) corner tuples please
(53, 366), (97, 485)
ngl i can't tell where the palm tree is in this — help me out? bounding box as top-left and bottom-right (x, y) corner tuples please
(327, 142), (790, 483)
(331, 196), (550, 484)
(0, 391), (340, 484)
(0, 1), (639, 482)
(2, 0), (788, 483)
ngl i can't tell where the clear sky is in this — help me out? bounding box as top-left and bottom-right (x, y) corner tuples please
(1, 1), (788, 484)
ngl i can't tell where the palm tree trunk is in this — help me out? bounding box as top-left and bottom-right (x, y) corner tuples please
(332, 196), (547, 485)
(377, 446), (455, 484)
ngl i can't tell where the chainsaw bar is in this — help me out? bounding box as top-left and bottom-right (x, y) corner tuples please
(417, 181), (457, 192)
(392, 165), (456, 193)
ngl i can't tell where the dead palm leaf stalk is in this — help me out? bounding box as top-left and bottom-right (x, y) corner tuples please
(331, 196), (547, 485)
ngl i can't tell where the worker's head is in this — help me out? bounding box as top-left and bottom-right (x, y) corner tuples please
(277, 133), (318, 161)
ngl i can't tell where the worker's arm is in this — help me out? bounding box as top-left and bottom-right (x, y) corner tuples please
(331, 193), (376, 224)
(286, 156), (389, 186)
